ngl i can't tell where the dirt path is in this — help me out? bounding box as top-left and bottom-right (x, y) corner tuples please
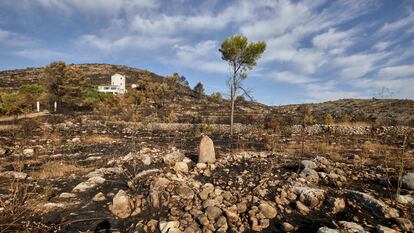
(0, 111), (50, 122)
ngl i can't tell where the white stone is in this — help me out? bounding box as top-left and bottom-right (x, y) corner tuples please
(159, 221), (181, 233)
(93, 192), (106, 202)
(174, 162), (189, 173)
(402, 173), (414, 190)
(23, 148), (34, 157)
(198, 135), (215, 164)
(59, 192), (77, 199)
(110, 190), (134, 218)
(1, 171), (27, 180)
(44, 202), (65, 209)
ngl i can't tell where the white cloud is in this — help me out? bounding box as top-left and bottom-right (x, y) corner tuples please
(334, 53), (387, 79)
(378, 65), (414, 78)
(305, 81), (364, 102)
(373, 41), (390, 51)
(14, 49), (68, 60)
(171, 40), (227, 74)
(78, 34), (180, 53)
(379, 9), (414, 34)
(0, 28), (34, 47)
(16, 0), (159, 17)
(312, 28), (355, 53)
(270, 71), (314, 84)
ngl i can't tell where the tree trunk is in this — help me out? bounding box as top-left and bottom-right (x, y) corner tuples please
(230, 63), (237, 136)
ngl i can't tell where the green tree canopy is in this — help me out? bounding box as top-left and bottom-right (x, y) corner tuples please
(219, 35), (266, 135)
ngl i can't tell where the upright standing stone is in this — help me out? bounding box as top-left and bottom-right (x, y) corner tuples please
(198, 135), (216, 164)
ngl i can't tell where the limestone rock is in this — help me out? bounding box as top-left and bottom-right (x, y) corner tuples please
(300, 168), (319, 183)
(73, 176), (105, 192)
(402, 172), (414, 190)
(301, 160), (317, 169)
(23, 148), (34, 157)
(93, 192), (106, 201)
(339, 221), (367, 233)
(110, 190), (135, 218)
(164, 150), (185, 165)
(293, 186), (325, 208)
(174, 161), (189, 173)
(1, 171), (27, 180)
(159, 221), (181, 233)
(376, 225), (398, 233)
(198, 135), (216, 164)
(205, 206), (222, 220)
(258, 203), (277, 219)
(345, 190), (399, 219)
(317, 227), (340, 233)
(281, 222), (294, 232)
(59, 192), (77, 199)
(295, 201), (310, 215)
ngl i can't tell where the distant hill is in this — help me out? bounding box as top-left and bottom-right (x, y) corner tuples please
(0, 64), (413, 126)
(0, 63), (163, 90)
(270, 99), (414, 126)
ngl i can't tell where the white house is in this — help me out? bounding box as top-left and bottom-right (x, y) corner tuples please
(98, 73), (126, 94)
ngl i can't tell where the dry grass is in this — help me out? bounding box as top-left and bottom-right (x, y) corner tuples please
(0, 180), (33, 232)
(82, 134), (115, 144)
(30, 161), (90, 179)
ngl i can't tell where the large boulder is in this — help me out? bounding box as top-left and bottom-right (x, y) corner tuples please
(293, 186), (325, 208)
(345, 190), (399, 219)
(402, 173), (414, 190)
(110, 190), (135, 218)
(198, 135), (216, 164)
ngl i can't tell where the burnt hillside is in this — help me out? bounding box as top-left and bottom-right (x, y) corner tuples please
(0, 63), (163, 90)
(1, 64), (413, 126)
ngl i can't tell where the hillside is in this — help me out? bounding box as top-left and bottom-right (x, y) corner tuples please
(270, 99), (414, 126)
(1, 64), (413, 126)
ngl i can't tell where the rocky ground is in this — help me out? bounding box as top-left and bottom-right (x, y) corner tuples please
(0, 114), (413, 233)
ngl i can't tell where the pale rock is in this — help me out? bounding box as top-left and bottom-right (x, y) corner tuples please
(205, 206), (222, 220)
(1, 171), (27, 180)
(23, 148), (34, 157)
(293, 186), (325, 208)
(198, 135), (216, 164)
(258, 203), (277, 219)
(110, 190), (135, 218)
(300, 168), (319, 183)
(93, 192), (106, 201)
(59, 192), (77, 199)
(317, 227), (340, 233)
(174, 162), (189, 173)
(295, 201), (310, 215)
(281, 222), (294, 232)
(376, 225), (398, 233)
(176, 185), (194, 200)
(159, 221), (181, 233)
(44, 202), (65, 209)
(196, 163), (207, 170)
(345, 190), (399, 218)
(402, 173), (414, 190)
(339, 221), (367, 233)
(164, 150), (185, 165)
(142, 155), (151, 165)
(301, 160), (317, 169)
(73, 176), (105, 192)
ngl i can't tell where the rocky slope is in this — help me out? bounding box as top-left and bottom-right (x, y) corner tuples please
(1, 64), (414, 126)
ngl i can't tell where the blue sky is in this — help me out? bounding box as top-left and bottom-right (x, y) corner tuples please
(0, 0), (413, 105)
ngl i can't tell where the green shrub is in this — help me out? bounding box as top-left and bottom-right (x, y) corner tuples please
(324, 113), (334, 125)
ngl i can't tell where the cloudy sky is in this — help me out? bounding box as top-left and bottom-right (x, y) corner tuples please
(0, 0), (413, 105)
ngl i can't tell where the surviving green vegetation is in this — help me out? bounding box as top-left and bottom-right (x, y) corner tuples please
(219, 35), (266, 135)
